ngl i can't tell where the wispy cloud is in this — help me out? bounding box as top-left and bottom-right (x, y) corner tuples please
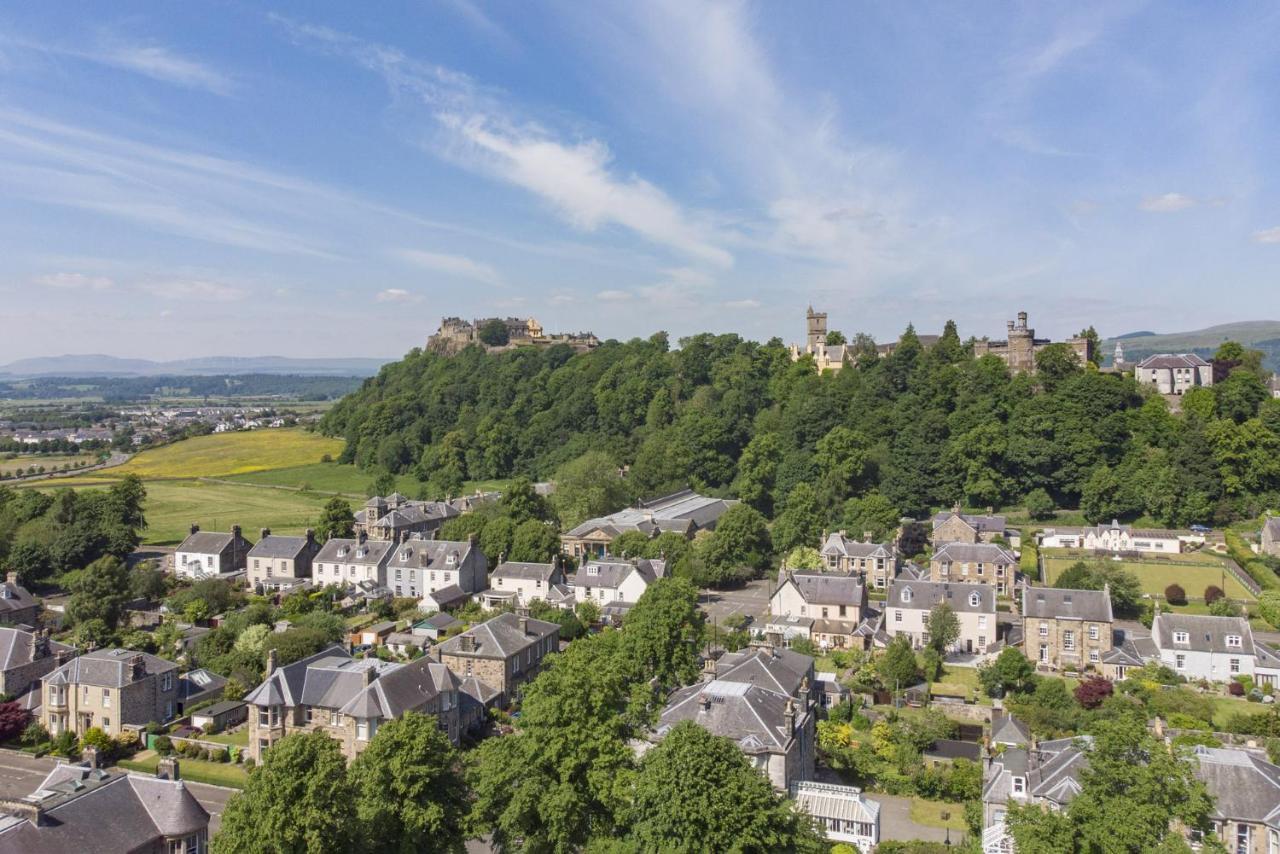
(1139, 192), (1197, 212)
(3, 34), (233, 95)
(596, 289), (632, 302)
(139, 278), (248, 302)
(724, 298), (761, 310)
(36, 272), (113, 291)
(395, 248), (503, 285)
(376, 288), (418, 303)
(1254, 226), (1280, 244)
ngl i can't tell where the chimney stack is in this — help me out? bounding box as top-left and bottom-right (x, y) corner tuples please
(305, 528), (315, 543)
(358, 531), (368, 545)
(784, 698), (796, 733)
(232, 524), (242, 538)
(266, 648), (279, 675)
(83, 745), (101, 769)
(190, 523), (200, 536)
(459, 634), (475, 653)
(4, 571), (16, 586)
(518, 616), (529, 635)
(157, 757), (180, 781)
(260, 528), (271, 540)
(364, 665), (376, 686)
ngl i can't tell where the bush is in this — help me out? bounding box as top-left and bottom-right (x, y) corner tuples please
(1024, 488), (1056, 521)
(1205, 585), (1225, 604)
(1229, 681), (1245, 696)
(20, 720), (49, 747)
(1164, 584), (1187, 606)
(51, 731), (78, 759)
(154, 736), (173, 755)
(0, 701), (32, 742)
(243, 757), (256, 769)
(1074, 676), (1114, 709)
(79, 726), (116, 760)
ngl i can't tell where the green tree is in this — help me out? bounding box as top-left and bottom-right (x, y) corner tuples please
(877, 636), (920, 691)
(734, 433), (783, 516)
(694, 504), (772, 586)
(349, 711), (467, 854)
(478, 516), (517, 562)
(825, 330), (846, 346)
(611, 530), (653, 558)
(1257, 591), (1280, 630)
(550, 451), (630, 528)
(214, 731), (356, 854)
(1024, 488), (1056, 521)
(978, 647), (1036, 699)
(783, 546), (823, 570)
(925, 604), (960, 655)
(477, 319), (510, 347)
(66, 555), (131, 630)
(770, 483), (824, 554)
(508, 519), (560, 563)
(1034, 343), (1082, 387)
(316, 497), (355, 541)
(619, 577), (704, 690)
(839, 493), (901, 542)
(627, 721), (824, 853)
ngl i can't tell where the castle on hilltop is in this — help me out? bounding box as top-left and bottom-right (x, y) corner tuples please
(427, 317), (600, 356)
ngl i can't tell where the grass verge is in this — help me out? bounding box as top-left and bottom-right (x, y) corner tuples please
(119, 750), (248, 789)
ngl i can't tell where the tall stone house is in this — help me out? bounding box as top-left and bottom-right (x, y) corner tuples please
(355, 493), (459, 541)
(1134, 353), (1214, 395)
(882, 580), (997, 655)
(767, 570), (868, 650)
(312, 534), (397, 588)
(1021, 586), (1114, 671)
(929, 542), (1019, 596)
(42, 649), (179, 738)
(436, 613), (560, 706)
(243, 646), (462, 763)
(174, 524), (252, 579)
(820, 532), (899, 588)
(0, 763), (209, 854)
(0, 627), (73, 702)
(971, 311), (1094, 374)
(386, 537), (487, 611)
(246, 529), (321, 591)
(0, 573), (40, 627)
(931, 507), (1016, 546)
(649, 646), (817, 791)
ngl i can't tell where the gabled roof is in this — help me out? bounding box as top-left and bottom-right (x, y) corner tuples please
(491, 561), (559, 582)
(44, 649), (177, 688)
(0, 580), (38, 614)
(932, 542), (1017, 564)
(0, 627), (70, 671)
(1022, 587), (1113, 623)
(175, 530), (250, 555)
(314, 537), (396, 566)
(414, 612), (460, 631)
(790, 781), (880, 826)
(389, 539), (479, 571)
(714, 646), (813, 698)
(1193, 747), (1280, 827)
(775, 572), (865, 607)
(339, 659), (459, 721)
(1137, 353), (1210, 369)
(821, 532), (895, 560)
(247, 535), (314, 560)
(243, 646), (351, 707)
(564, 490), (734, 538)
(657, 679), (800, 752)
(437, 612), (559, 660)
(571, 557), (659, 591)
(1101, 629), (1158, 667)
(1154, 613), (1255, 656)
(932, 510), (1006, 534)
(991, 712), (1030, 747)
(886, 580), (996, 613)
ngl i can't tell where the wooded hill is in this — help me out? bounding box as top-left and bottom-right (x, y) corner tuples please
(320, 328), (1280, 530)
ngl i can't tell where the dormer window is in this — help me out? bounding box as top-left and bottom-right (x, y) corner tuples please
(901, 587), (912, 604)
(446, 553), (457, 566)
(401, 549), (411, 562)
(338, 546), (349, 557)
(1011, 776), (1026, 796)
(586, 566), (599, 576)
(1173, 631), (1190, 645)
(969, 591), (982, 608)
(1226, 635), (1242, 648)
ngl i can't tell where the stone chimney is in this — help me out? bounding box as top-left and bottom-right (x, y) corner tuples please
(518, 616), (529, 635)
(266, 648), (279, 676)
(5, 571), (17, 586)
(129, 654), (146, 681)
(459, 634), (476, 653)
(83, 745), (101, 769)
(799, 675), (811, 710)
(467, 532), (477, 545)
(232, 524), (242, 538)
(863, 531), (873, 543)
(305, 528), (315, 544)
(358, 531), (368, 545)
(702, 656), (717, 681)
(0, 799), (45, 826)
(260, 528), (271, 540)
(784, 698), (796, 733)
(189, 523), (200, 536)
(157, 757), (180, 781)
(54, 648), (71, 666)
(364, 666), (376, 686)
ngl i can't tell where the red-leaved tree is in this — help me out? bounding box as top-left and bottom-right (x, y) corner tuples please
(0, 701), (32, 742)
(1074, 676), (1114, 710)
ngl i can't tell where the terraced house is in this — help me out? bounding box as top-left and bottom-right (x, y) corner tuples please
(882, 580), (997, 655)
(312, 533), (396, 588)
(820, 532), (899, 588)
(436, 613), (559, 707)
(42, 649), (178, 738)
(477, 560), (566, 610)
(244, 646), (462, 762)
(568, 556), (665, 622)
(174, 524), (252, 579)
(247, 528), (321, 592)
(1190, 746), (1280, 853)
(1152, 610), (1280, 686)
(929, 542), (1019, 596)
(768, 570), (868, 650)
(388, 537), (488, 611)
(1021, 586), (1114, 671)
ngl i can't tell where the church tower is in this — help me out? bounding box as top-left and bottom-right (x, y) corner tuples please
(806, 306), (828, 350)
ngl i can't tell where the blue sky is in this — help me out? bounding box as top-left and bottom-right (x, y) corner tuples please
(1, 1), (1278, 362)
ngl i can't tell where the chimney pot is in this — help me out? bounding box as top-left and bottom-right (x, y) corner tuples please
(190, 523), (200, 536)
(232, 524), (242, 538)
(157, 757), (180, 780)
(260, 528), (270, 540)
(266, 648), (279, 675)
(518, 616), (529, 635)
(305, 528), (315, 542)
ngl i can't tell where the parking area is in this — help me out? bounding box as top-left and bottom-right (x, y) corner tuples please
(698, 577), (773, 628)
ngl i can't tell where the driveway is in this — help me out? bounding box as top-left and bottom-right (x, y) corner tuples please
(874, 793), (962, 845)
(698, 577), (773, 628)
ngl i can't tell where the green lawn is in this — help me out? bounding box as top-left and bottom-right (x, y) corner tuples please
(118, 750), (248, 788)
(135, 480), (334, 545)
(1210, 695), (1257, 730)
(909, 797), (968, 830)
(931, 665), (982, 701)
(1042, 552), (1256, 602)
(205, 729), (250, 747)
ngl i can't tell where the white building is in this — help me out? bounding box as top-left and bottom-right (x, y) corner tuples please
(312, 535), (397, 588)
(388, 538), (488, 612)
(569, 557), (664, 620)
(1135, 354), (1213, 395)
(477, 561), (566, 610)
(1153, 610), (1280, 686)
(173, 525), (252, 579)
(883, 580), (997, 655)
(768, 571), (867, 650)
(1038, 520), (1187, 554)
(791, 781), (880, 852)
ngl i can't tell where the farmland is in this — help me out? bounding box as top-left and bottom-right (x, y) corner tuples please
(0, 453), (97, 476)
(1041, 551), (1256, 602)
(131, 480), (334, 545)
(95, 429), (344, 480)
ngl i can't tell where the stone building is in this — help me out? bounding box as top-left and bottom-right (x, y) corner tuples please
(788, 307), (852, 373)
(0, 627), (72, 703)
(819, 532), (899, 588)
(1134, 354), (1214, 395)
(243, 647), (462, 763)
(0, 573), (39, 627)
(1021, 586), (1114, 671)
(1261, 516), (1280, 558)
(42, 649), (179, 738)
(354, 494), (459, 541)
(1190, 746), (1280, 853)
(246, 529), (321, 592)
(972, 311), (1094, 374)
(560, 489), (734, 560)
(427, 316), (599, 356)
(174, 524), (252, 579)
(929, 542), (1019, 597)
(436, 612), (560, 706)
(931, 507), (1018, 547)
(768, 570), (868, 650)
(387, 537), (488, 611)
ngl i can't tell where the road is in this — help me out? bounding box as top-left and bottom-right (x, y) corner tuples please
(698, 577), (774, 628)
(8, 452), (132, 484)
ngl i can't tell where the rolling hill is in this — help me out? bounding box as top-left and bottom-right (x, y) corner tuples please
(1102, 320), (1280, 371)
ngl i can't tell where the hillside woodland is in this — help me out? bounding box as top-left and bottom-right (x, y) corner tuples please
(323, 329), (1280, 536)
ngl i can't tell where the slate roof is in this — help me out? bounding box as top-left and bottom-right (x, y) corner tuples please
(338, 659), (459, 721)
(777, 572), (866, 607)
(1101, 629), (1158, 668)
(314, 537), (397, 566)
(247, 534), (314, 560)
(983, 735), (1091, 809)
(886, 580), (996, 613)
(821, 532), (895, 560)
(389, 539), (479, 571)
(1137, 353), (1211, 369)
(1040, 520), (1183, 540)
(991, 712), (1031, 747)
(657, 679), (799, 753)
(44, 648), (177, 688)
(571, 558), (660, 590)
(191, 699), (246, 719)
(437, 612), (559, 660)
(1022, 587), (1113, 623)
(0, 628), (70, 671)
(932, 511), (1006, 534)
(1154, 613), (1256, 656)
(1265, 517), (1280, 540)
(491, 561), (559, 582)
(0, 765), (208, 854)
(932, 542), (1017, 564)
(414, 612), (460, 632)
(1193, 747), (1280, 828)
(424, 585), (468, 608)
(0, 580), (37, 616)
(175, 530), (249, 555)
(178, 668), (228, 702)
(243, 646), (351, 707)
(564, 489), (734, 538)
(713, 646), (814, 698)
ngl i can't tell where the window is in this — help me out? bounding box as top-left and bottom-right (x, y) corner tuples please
(356, 719), (370, 741)
(1039, 623), (1049, 637)
(979, 615), (988, 629)
(839, 605), (847, 618)
(1230, 658), (1241, 674)
(1089, 625), (1099, 640)
(895, 610), (902, 623)
(331, 710), (341, 726)
(162, 672), (174, 692)
(1176, 654), (1186, 669)
(304, 707), (313, 724)
(978, 636), (986, 648)
(969, 591), (982, 607)
(901, 588), (913, 603)
(103, 688), (111, 708)
(1039, 644), (1049, 662)
(1012, 776), (1026, 796)
(1063, 631), (1075, 651)
(1174, 631), (1190, 644)
(822, 607), (829, 619)
(164, 702), (173, 719)
(395, 569), (402, 581)
(1090, 650), (1100, 663)
(103, 718), (110, 729)
(1226, 635), (1243, 649)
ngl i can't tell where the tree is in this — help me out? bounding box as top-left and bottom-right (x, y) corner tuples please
(1055, 560), (1142, 617)
(1074, 676), (1114, 710)
(694, 504), (772, 586)
(611, 530), (653, 558)
(508, 519), (560, 563)
(838, 493), (900, 542)
(1208, 597), (1237, 617)
(317, 497), (355, 541)
(925, 604), (960, 655)
(1257, 591), (1280, 630)
(825, 330), (847, 346)
(500, 477), (551, 524)
(1034, 343), (1081, 386)
(978, 647), (1036, 699)
(877, 636), (920, 691)
(348, 711), (467, 853)
(783, 546), (823, 570)
(477, 319), (510, 347)
(478, 515), (516, 563)
(1204, 585), (1225, 604)
(550, 451), (630, 528)
(1165, 584), (1187, 606)
(1024, 488), (1056, 521)
(0, 700), (31, 742)
(770, 483), (824, 554)
(129, 563), (168, 602)
(619, 577), (704, 690)
(66, 555), (131, 630)
(215, 732), (356, 854)
(627, 721), (824, 853)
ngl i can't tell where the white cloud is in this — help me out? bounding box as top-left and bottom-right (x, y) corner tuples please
(395, 248), (503, 285)
(1139, 193), (1197, 212)
(596, 289), (633, 302)
(1252, 226), (1280, 244)
(140, 279), (247, 302)
(376, 288), (418, 303)
(724, 298), (761, 310)
(93, 44), (234, 95)
(36, 272), (113, 291)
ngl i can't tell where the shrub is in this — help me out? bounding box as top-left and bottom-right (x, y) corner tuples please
(21, 720), (49, 747)
(51, 731), (78, 759)
(243, 757), (256, 770)
(154, 736), (173, 755)
(1074, 676), (1114, 709)
(79, 726), (116, 760)
(1209, 597), (1237, 617)
(1164, 584), (1187, 606)
(0, 701), (32, 742)
(1205, 585), (1225, 604)
(1229, 681), (1245, 696)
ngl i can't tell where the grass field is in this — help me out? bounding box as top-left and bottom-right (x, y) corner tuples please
(136, 480), (334, 544)
(96, 429), (343, 480)
(1042, 552), (1256, 601)
(226, 462), (422, 495)
(0, 453), (96, 476)
(909, 797), (968, 830)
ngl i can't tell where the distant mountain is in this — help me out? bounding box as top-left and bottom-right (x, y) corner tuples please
(1102, 321), (1280, 371)
(0, 354), (394, 378)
